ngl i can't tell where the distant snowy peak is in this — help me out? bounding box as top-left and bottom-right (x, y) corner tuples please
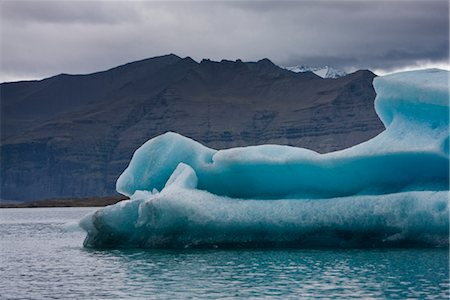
(283, 65), (347, 79)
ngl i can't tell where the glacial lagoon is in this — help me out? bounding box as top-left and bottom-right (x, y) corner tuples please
(0, 207), (448, 299)
(2, 70), (449, 299)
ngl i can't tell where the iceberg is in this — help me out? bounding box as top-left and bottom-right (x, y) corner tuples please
(80, 69), (449, 248)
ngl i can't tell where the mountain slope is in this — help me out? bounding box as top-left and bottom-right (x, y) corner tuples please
(1, 55), (384, 201)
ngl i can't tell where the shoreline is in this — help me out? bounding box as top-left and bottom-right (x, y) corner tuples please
(0, 195), (128, 208)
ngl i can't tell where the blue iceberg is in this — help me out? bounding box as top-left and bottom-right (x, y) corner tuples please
(80, 69), (449, 248)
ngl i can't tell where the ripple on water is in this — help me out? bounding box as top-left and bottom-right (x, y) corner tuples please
(0, 208), (449, 299)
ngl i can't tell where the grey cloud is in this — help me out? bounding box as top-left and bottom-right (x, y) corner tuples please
(0, 0), (448, 82)
(1, 1), (139, 24)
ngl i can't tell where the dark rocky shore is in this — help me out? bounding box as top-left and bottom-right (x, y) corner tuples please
(0, 195), (127, 208)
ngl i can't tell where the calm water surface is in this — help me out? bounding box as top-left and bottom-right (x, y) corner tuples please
(0, 207), (448, 299)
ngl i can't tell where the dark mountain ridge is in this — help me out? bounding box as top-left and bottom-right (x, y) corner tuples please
(1, 54), (384, 201)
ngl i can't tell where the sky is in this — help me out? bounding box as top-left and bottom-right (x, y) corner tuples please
(0, 0), (449, 82)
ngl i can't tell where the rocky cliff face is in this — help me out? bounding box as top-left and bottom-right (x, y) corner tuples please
(1, 54), (384, 201)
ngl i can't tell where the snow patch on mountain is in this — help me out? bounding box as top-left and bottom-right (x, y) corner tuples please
(283, 65), (347, 79)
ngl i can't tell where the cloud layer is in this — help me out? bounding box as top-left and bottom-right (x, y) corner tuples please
(1, 1), (448, 82)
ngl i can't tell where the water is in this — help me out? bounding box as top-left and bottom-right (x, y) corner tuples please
(0, 208), (448, 299)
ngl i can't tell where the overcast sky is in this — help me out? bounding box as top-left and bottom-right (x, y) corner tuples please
(0, 0), (448, 82)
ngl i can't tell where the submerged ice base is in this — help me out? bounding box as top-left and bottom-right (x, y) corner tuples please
(81, 69), (449, 248)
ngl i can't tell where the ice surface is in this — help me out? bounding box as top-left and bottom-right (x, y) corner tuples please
(81, 69), (449, 248)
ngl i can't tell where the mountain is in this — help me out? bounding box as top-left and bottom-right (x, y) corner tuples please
(1, 54), (384, 201)
(283, 65), (347, 78)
